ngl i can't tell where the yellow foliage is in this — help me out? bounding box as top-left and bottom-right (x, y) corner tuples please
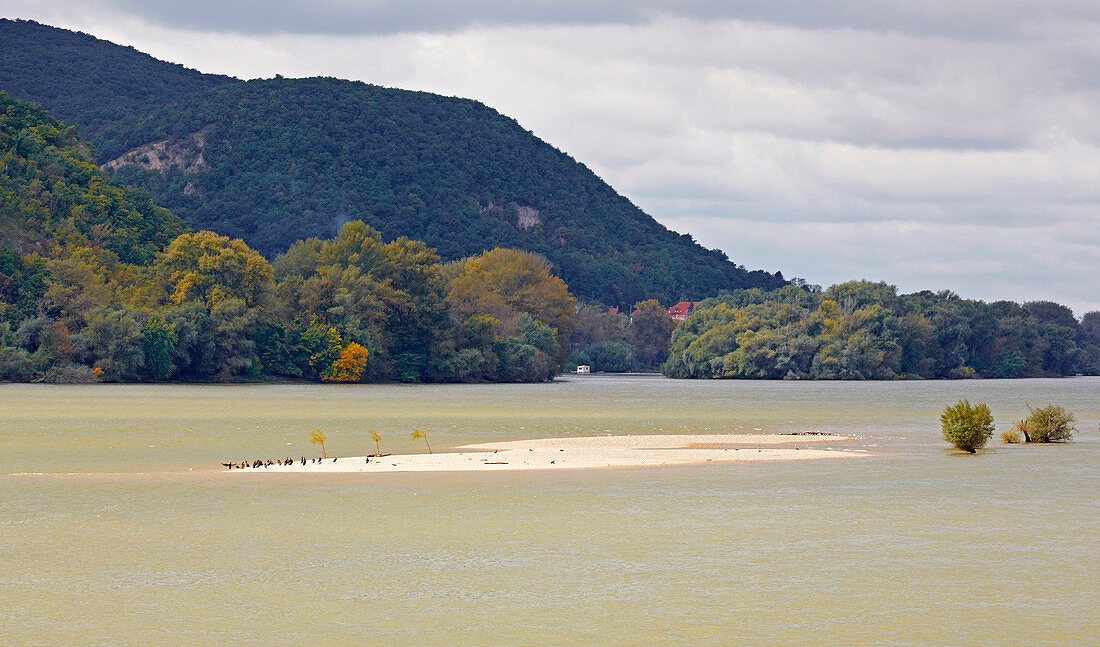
(410, 429), (431, 453)
(321, 342), (370, 382)
(156, 231), (274, 309)
(309, 428), (328, 458)
(1001, 423), (1025, 444)
(446, 248), (575, 337)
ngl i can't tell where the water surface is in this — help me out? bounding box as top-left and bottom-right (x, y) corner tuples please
(1, 376), (1097, 645)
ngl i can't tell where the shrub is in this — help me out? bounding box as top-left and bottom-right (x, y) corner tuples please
(1001, 421), (1026, 444)
(940, 399), (995, 453)
(42, 364), (98, 383)
(0, 346), (38, 381)
(1025, 404), (1075, 442)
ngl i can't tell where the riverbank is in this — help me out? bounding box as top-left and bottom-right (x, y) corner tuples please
(226, 433), (865, 473)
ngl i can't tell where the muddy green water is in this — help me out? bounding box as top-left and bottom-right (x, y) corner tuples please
(1, 376), (1097, 645)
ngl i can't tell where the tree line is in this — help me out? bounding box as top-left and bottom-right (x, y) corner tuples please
(1, 221), (577, 384)
(663, 282), (1100, 379)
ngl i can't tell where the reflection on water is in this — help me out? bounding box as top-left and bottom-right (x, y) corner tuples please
(1, 376), (1097, 644)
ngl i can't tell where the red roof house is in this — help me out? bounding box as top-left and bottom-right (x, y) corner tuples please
(667, 301), (702, 321)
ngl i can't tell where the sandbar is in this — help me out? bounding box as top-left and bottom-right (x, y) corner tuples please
(227, 433), (865, 473)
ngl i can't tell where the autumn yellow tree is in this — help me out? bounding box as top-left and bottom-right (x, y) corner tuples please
(310, 428), (328, 458)
(410, 429), (431, 453)
(445, 248), (575, 339)
(155, 231), (274, 309)
(321, 342), (370, 382)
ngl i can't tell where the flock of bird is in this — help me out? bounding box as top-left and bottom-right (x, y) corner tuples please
(221, 456), (344, 469)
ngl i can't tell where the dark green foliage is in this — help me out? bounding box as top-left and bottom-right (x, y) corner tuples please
(108, 77), (783, 305)
(210, 298), (257, 382)
(86, 308), (144, 381)
(940, 399), (995, 453)
(0, 20), (784, 305)
(1081, 312), (1100, 374)
(576, 340), (639, 373)
(142, 313), (176, 379)
(0, 344), (35, 381)
(0, 19), (231, 159)
(630, 299), (676, 370)
(664, 282), (1096, 379)
(161, 302), (216, 380)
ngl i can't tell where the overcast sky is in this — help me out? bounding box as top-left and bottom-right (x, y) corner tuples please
(6, 1), (1099, 314)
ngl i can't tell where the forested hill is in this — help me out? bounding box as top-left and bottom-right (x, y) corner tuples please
(0, 19), (232, 156)
(0, 19), (785, 306)
(0, 92), (184, 264)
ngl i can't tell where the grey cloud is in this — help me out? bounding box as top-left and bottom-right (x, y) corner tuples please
(100, 1), (1100, 38)
(662, 215), (1100, 316)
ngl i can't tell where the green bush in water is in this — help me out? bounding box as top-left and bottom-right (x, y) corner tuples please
(1024, 404), (1076, 442)
(940, 399), (995, 453)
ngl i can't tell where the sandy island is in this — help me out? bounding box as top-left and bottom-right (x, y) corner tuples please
(227, 433), (865, 474)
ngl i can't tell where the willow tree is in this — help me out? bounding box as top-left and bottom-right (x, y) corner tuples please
(446, 248), (575, 340)
(940, 400), (994, 453)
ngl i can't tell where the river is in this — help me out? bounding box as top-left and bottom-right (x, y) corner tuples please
(1, 376), (1097, 645)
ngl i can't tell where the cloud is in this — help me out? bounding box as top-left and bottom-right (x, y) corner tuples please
(39, 1), (1100, 38)
(662, 215), (1100, 316)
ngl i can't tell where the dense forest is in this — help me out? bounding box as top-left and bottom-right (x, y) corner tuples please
(0, 19), (786, 307)
(0, 92), (574, 383)
(663, 283), (1100, 379)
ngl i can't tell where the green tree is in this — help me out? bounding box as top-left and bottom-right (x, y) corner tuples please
(582, 340), (638, 373)
(86, 308), (144, 381)
(630, 299), (675, 370)
(210, 298), (257, 382)
(299, 318), (344, 379)
(940, 399), (995, 453)
(142, 312), (177, 379)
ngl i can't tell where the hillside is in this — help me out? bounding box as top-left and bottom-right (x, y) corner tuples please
(0, 91), (184, 264)
(0, 19), (232, 158)
(0, 19), (785, 305)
